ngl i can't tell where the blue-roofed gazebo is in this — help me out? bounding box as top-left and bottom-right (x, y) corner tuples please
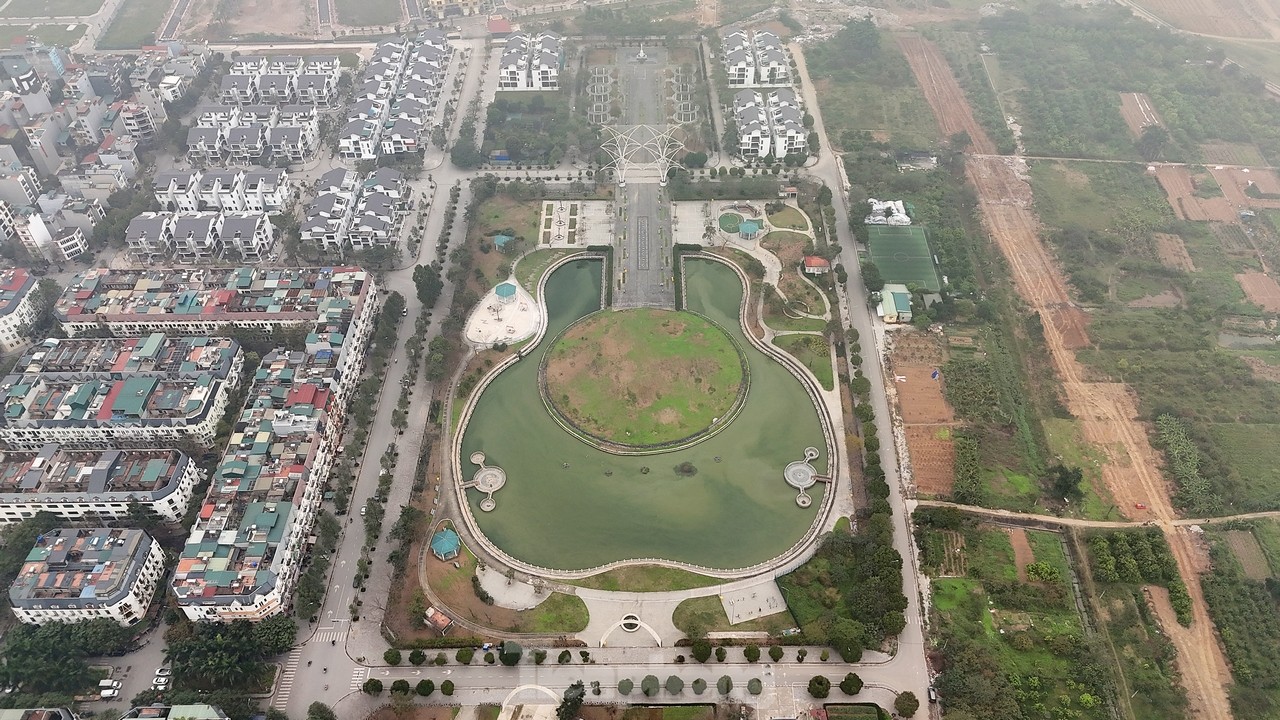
(430, 528), (461, 561)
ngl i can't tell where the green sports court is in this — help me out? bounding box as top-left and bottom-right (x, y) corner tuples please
(866, 225), (942, 291)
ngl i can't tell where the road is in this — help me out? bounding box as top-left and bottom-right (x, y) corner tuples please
(275, 37), (493, 718)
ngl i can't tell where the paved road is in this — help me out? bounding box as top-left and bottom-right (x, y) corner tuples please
(791, 40), (934, 710)
(277, 37), (492, 719)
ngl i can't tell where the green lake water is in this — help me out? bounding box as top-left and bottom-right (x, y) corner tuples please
(460, 258), (827, 570)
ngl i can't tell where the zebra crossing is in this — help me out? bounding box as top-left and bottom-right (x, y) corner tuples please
(271, 648), (303, 710)
(350, 667), (368, 691)
(312, 628), (348, 644)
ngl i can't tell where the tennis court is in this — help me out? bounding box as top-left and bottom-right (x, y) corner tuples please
(866, 225), (941, 291)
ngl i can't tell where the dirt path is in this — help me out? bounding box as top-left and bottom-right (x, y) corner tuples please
(899, 38), (1235, 720)
(696, 0), (716, 29)
(1008, 527), (1035, 582)
(894, 33), (997, 155)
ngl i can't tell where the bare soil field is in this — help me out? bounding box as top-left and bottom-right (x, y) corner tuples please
(1211, 166), (1280, 210)
(1008, 527), (1035, 582)
(1154, 232), (1197, 272)
(1224, 529), (1271, 580)
(1118, 92), (1163, 138)
(905, 426), (956, 496)
(180, 0), (313, 40)
(1153, 165), (1238, 223)
(1236, 271), (1280, 311)
(1129, 0), (1280, 39)
(895, 33), (996, 155)
(889, 331), (957, 495)
(1200, 141), (1268, 166)
(1242, 355), (1280, 383)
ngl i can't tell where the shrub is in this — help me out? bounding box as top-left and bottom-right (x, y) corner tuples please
(642, 675), (660, 697)
(383, 649), (402, 666)
(456, 648), (474, 664)
(839, 673), (863, 695)
(715, 646), (727, 662)
(484, 652), (495, 664)
(435, 652), (447, 665)
(820, 650), (830, 661)
(797, 648), (808, 662)
(895, 691), (920, 717)
(744, 644), (761, 662)
(692, 639), (712, 662)
(416, 679), (435, 696)
(363, 679), (383, 695)
(747, 678), (762, 695)
(618, 679), (633, 695)
(558, 650), (572, 664)
(534, 649), (547, 665)
(665, 676), (684, 694)
(808, 675), (831, 699)
(441, 680), (455, 696)
(718, 676), (733, 694)
(409, 649), (426, 666)
(391, 679), (411, 695)
(769, 645), (784, 662)
(692, 678), (707, 695)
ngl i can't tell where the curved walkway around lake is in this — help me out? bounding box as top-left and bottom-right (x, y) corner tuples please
(441, 251), (846, 584)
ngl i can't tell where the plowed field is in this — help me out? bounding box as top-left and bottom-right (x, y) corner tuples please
(1236, 272), (1280, 311)
(1119, 92), (1162, 137)
(1153, 165), (1238, 222)
(1154, 233), (1197, 272)
(1130, 0), (1280, 39)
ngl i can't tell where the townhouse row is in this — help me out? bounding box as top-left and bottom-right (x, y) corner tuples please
(187, 105), (320, 166)
(219, 55), (343, 107)
(338, 32), (453, 161)
(732, 87), (808, 159)
(300, 167), (414, 252)
(721, 27), (792, 87)
(496, 33), (562, 91)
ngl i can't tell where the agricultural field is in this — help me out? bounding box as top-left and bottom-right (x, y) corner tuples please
(979, 6), (1280, 162)
(805, 23), (941, 150)
(915, 509), (1111, 720)
(1029, 151), (1280, 514)
(1200, 525), (1280, 718)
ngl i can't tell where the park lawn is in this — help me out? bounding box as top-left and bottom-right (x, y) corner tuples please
(0, 0), (102, 16)
(547, 309), (745, 446)
(98, 0), (170, 48)
(470, 195), (540, 286)
(773, 333), (834, 391)
(567, 565), (721, 592)
(333, 0), (402, 26)
(516, 248), (575, 298)
(767, 206), (809, 231)
(671, 595), (795, 635)
(22, 23), (86, 45)
(520, 592), (589, 633)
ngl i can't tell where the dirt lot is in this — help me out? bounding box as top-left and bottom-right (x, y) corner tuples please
(1153, 165), (1238, 223)
(1200, 141), (1268, 166)
(889, 331), (958, 495)
(1236, 271), (1280, 311)
(895, 33), (996, 155)
(1118, 92), (1163, 138)
(1211, 166), (1280, 210)
(1154, 232), (1197, 272)
(365, 708), (457, 720)
(1129, 0), (1280, 39)
(909, 69), (1237, 718)
(1008, 527), (1035, 582)
(178, 0), (311, 39)
(1224, 529), (1271, 580)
